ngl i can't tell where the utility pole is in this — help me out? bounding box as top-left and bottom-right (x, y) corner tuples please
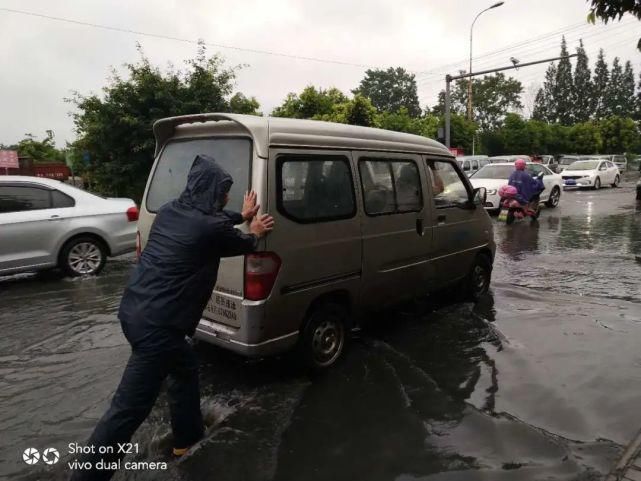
(444, 53), (578, 149)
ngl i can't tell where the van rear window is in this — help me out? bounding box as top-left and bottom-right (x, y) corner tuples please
(146, 138), (252, 213)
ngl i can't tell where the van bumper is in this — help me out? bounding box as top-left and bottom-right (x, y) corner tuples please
(194, 318), (299, 357)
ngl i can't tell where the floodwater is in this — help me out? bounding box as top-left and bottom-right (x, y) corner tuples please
(2, 177), (641, 481)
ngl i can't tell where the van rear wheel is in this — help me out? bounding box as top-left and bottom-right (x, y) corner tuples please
(299, 303), (347, 371)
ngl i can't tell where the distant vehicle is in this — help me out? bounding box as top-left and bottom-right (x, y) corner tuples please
(532, 154), (560, 173)
(489, 155), (532, 164)
(456, 155), (490, 177)
(0, 176), (137, 277)
(561, 160), (620, 189)
(608, 154), (627, 172)
(469, 162), (562, 213)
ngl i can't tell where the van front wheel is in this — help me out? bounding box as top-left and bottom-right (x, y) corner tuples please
(299, 303), (347, 371)
(466, 254), (492, 301)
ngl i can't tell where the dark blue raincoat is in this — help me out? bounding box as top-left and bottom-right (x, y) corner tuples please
(119, 154), (257, 344)
(508, 169), (536, 204)
(72, 155), (258, 481)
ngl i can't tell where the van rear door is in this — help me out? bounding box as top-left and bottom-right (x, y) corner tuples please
(142, 136), (253, 327)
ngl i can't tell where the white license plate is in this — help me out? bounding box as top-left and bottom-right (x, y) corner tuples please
(203, 293), (241, 327)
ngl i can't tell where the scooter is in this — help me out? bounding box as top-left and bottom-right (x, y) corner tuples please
(497, 176), (544, 225)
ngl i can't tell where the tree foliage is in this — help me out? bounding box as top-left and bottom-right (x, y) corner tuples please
(434, 73), (523, 130)
(353, 67), (421, 117)
(593, 49), (610, 119)
(573, 40), (593, 122)
(554, 36), (574, 124)
(69, 43), (256, 201)
(6, 131), (65, 162)
(587, 0), (641, 50)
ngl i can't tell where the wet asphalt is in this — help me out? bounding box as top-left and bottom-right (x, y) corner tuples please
(2, 175), (641, 481)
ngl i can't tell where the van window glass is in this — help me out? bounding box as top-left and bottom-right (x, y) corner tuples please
(0, 186), (51, 213)
(52, 190), (75, 208)
(426, 160), (470, 207)
(359, 159), (422, 215)
(278, 155), (355, 223)
(146, 138), (252, 213)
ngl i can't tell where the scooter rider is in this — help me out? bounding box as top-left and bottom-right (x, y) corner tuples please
(508, 159), (537, 205)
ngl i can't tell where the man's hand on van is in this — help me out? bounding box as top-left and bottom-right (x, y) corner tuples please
(242, 191), (260, 221)
(250, 214), (275, 238)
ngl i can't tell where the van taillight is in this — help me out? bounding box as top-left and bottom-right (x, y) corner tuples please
(127, 206), (139, 222)
(135, 231), (141, 259)
(244, 252), (281, 301)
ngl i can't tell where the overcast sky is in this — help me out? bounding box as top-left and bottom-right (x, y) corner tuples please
(1, 0), (640, 146)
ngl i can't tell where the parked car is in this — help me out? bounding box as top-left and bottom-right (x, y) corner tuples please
(138, 113), (496, 369)
(557, 155), (583, 173)
(561, 159), (620, 189)
(469, 162), (562, 213)
(489, 155), (532, 164)
(532, 155), (560, 173)
(0, 176), (137, 277)
(609, 154), (627, 172)
(456, 155), (490, 177)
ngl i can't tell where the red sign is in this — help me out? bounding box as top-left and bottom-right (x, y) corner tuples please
(448, 147), (465, 156)
(0, 150), (19, 169)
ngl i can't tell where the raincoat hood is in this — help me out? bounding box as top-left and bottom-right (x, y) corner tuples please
(178, 154), (233, 215)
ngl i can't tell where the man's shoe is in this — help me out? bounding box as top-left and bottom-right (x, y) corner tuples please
(172, 447), (190, 457)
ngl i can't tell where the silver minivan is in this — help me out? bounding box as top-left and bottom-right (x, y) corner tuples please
(138, 114), (496, 369)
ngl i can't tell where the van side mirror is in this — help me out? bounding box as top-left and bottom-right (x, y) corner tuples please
(473, 187), (487, 206)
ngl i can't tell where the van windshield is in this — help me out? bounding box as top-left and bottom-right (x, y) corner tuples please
(146, 137), (252, 213)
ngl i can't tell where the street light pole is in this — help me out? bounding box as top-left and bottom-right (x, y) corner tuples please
(444, 53), (578, 148)
(467, 1), (505, 122)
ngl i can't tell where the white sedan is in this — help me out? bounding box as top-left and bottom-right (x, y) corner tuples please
(0, 176), (138, 277)
(561, 159), (620, 189)
(469, 162), (563, 213)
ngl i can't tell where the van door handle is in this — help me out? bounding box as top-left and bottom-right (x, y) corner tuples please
(48, 215), (62, 221)
(437, 214), (447, 224)
(416, 218), (424, 236)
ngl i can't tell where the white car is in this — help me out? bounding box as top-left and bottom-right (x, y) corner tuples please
(469, 162), (562, 213)
(456, 155), (490, 177)
(561, 159), (620, 189)
(0, 176), (138, 277)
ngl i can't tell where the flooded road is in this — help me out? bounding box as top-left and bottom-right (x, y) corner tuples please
(2, 177), (641, 481)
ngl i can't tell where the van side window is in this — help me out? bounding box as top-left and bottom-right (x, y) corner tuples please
(359, 159), (422, 215)
(426, 160), (470, 207)
(278, 155), (355, 223)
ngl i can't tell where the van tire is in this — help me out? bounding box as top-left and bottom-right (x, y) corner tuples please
(298, 303), (348, 371)
(465, 254), (492, 302)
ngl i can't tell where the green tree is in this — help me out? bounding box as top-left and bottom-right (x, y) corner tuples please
(532, 63), (557, 122)
(70, 42), (255, 201)
(13, 131), (64, 162)
(501, 114), (531, 153)
(229, 93), (261, 115)
(593, 49), (610, 119)
(314, 94), (378, 127)
(435, 73), (522, 130)
(599, 116), (641, 153)
(353, 67), (421, 117)
(569, 121), (602, 153)
(587, 0), (641, 50)
(622, 60), (637, 116)
(554, 36), (574, 124)
(607, 57), (625, 116)
(271, 86), (347, 119)
(572, 40), (593, 122)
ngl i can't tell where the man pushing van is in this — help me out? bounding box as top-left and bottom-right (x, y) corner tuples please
(70, 154), (274, 481)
